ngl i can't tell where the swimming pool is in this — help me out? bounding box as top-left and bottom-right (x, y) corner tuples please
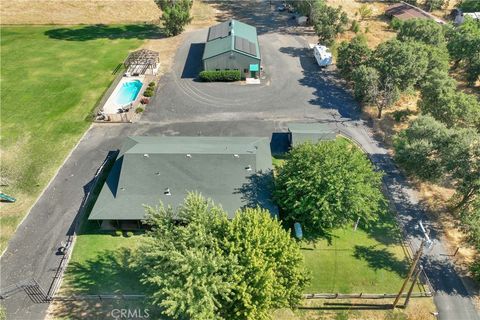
(115, 80), (143, 106)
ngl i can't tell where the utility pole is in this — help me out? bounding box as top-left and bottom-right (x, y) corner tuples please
(403, 266), (422, 308)
(392, 240), (424, 309)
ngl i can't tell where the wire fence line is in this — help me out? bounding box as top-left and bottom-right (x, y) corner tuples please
(303, 292), (433, 299)
(52, 294), (146, 301)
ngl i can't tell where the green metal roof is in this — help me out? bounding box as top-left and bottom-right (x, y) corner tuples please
(89, 136), (276, 221)
(288, 123), (337, 147)
(202, 19), (260, 60)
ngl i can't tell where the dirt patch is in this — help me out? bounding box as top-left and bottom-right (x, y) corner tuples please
(141, 0), (220, 77)
(326, 0), (397, 48)
(0, 0), (161, 25)
(47, 297), (436, 320)
(273, 297), (436, 320)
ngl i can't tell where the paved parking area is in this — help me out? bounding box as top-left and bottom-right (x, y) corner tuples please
(141, 2), (360, 125)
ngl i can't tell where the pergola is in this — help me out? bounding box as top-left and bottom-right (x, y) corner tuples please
(124, 49), (159, 75)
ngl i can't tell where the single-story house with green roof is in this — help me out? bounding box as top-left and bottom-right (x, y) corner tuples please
(202, 19), (261, 78)
(89, 136), (276, 229)
(288, 123), (337, 147)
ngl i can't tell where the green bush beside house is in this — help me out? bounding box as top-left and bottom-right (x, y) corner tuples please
(199, 70), (242, 82)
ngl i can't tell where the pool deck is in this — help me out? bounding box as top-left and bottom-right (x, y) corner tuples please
(102, 75), (145, 114)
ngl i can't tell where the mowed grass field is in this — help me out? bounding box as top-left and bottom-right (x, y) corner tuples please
(0, 25), (155, 252)
(301, 225), (419, 294)
(61, 233), (144, 294)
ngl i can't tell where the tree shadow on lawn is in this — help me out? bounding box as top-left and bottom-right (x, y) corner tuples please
(49, 299), (155, 320)
(44, 24), (163, 41)
(65, 246), (145, 295)
(358, 211), (404, 247)
(353, 245), (409, 278)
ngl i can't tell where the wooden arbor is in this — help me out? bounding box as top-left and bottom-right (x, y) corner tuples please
(124, 49), (159, 75)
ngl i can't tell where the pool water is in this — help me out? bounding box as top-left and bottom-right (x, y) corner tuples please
(115, 80), (143, 106)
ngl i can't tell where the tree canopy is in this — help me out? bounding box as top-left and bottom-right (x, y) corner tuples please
(138, 193), (308, 320)
(394, 116), (480, 231)
(446, 16), (480, 86)
(371, 39), (429, 91)
(156, 0), (192, 36)
(419, 70), (480, 130)
(397, 18), (446, 46)
(311, 1), (348, 45)
(337, 35), (372, 80)
(274, 139), (386, 237)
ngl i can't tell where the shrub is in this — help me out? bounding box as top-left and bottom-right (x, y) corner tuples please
(472, 260), (480, 281)
(357, 4), (373, 21)
(148, 81), (156, 87)
(392, 109), (414, 122)
(199, 70), (241, 82)
(350, 20), (360, 33)
(140, 97), (150, 105)
(390, 17), (403, 30)
(143, 89), (153, 97)
(114, 230), (123, 236)
(126, 231), (134, 237)
(135, 107), (145, 113)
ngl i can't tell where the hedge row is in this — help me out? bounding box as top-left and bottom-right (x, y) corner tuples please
(199, 70), (241, 82)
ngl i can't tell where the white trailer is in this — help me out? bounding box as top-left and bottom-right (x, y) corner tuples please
(313, 44), (333, 67)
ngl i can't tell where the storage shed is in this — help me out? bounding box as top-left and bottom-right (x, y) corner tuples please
(202, 19), (261, 78)
(288, 123), (337, 147)
(385, 1), (444, 24)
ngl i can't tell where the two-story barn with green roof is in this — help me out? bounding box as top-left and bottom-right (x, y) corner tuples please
(202, 19), (261, 78)
(88, 136), (276, 229)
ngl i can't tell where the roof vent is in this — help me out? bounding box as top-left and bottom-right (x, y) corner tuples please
(120, 187), (126, 191)
(233, 154), (240, 158)
(245, 165), (252, 171)
(164, 188), (171, 196)
(186, 154), (192, 158)
(143, 153), (149, 158)
(156, 172), (161, 176)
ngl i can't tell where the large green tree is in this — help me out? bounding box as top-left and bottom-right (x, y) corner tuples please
(447, 16), (480, 86)
(138, 193), (307, 320)
(371, 39), (429, 91)
(337, 35), (372, 80)
(274, 139), (386, 236)
(397, 18), (446, 46)
(394, 115), (452, 182)
(352, 65), (380, 104)
(352, 65), (400, 118)
(419, 70), (480, 130)
(394, 116), (480, 221)
(156, 0), (192, 36)
(311, 1), (348, 45)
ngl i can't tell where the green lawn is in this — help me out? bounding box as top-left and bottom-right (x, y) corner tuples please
(272, 151), (424, 294)
(301, 225), (416, 294)
(62, 232), (144, 294)
(0, 25), (160, 251)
